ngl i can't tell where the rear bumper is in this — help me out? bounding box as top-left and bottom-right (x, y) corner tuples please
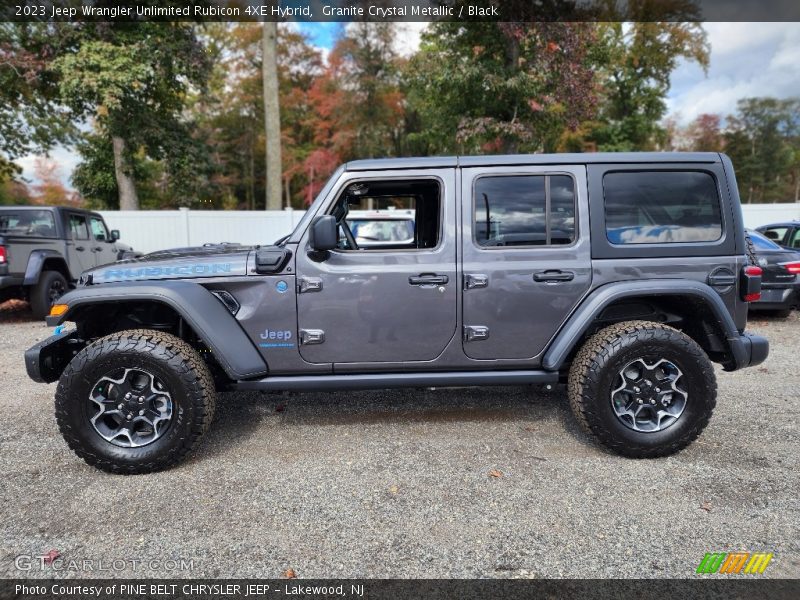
(0, 275), (24, 289)
(750, 285), (799, 311)
(726, 332), (769, 371)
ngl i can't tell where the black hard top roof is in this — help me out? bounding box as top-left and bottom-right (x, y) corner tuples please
(346, 152), (722, 171)
(0, 205), (97, 214)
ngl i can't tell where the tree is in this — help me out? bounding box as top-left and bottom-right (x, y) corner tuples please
(30, 157), (80, 206)
(54, 23), (210, 209)
(262, 22), (282, 210)
(0, 23), (75, 181)
(591, 19), (709, 150)
(405, 22), (598, 154)
(724, 97), (799, 203)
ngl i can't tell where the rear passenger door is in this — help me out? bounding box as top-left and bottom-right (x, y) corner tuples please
(460, 165), (592, 360)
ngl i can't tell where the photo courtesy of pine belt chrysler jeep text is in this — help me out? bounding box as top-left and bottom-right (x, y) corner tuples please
(24, 153), (769, 474)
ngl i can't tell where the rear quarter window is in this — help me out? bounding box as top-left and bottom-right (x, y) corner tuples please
(0, 210), (57, 238)
(603, 171), (723, 245)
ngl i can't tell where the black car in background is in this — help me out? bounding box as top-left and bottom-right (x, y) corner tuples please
(748, 229), (800, 317)
(756, 220), (800, 252)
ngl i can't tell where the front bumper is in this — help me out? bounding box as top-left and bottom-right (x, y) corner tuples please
(25, 331), (83, 383)
(726, 331), (769, 371)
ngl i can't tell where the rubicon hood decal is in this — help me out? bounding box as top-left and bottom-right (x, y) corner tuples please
(87, 253), (249, 284)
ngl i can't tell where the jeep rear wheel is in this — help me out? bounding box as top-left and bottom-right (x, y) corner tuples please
(567, 321), (716, 458)
(55, 329), (215, 474)
(30, 270), (68, 320)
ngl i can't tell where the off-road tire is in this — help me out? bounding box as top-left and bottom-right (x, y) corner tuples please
(30, 270), (68, 319)
(568, 320), (716, 458)
(55, 329), (216, 474)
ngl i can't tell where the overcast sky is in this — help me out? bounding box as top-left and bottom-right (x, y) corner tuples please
(19, 21), (800, 189)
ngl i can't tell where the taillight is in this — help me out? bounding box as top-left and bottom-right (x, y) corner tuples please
(0, 245), (6, 264)
(780, 261), (800, 275)
(744, 265), (762, 277)
(742, 265), (762, 302)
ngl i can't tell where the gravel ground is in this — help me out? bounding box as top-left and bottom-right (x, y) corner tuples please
(0, 302), (798, 579)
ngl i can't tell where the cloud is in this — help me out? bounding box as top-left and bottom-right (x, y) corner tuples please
(667, 22), (800, 123)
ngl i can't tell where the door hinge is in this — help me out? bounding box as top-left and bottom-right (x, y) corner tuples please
(299, 329), (325, 345)
(463, 325), (490, 342)
(464, 274), (489, 290)
(298, 277), (323, 293)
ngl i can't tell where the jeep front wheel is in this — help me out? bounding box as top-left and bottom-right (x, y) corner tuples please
(567, 321), (716, 458)
(55, 329), (216, 474)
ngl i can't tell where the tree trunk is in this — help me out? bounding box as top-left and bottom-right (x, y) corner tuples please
(262, 21), (282, 211)
(112, 135), (139, 210)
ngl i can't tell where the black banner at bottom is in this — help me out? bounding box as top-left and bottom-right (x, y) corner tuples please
(2, 579), (798, 600)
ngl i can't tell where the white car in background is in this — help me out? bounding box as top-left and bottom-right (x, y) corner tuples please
(346, 209), (416, 248)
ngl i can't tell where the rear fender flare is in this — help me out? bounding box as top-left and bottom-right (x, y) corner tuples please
(542, 280), (741, 371)
(23, 250), (67, 286)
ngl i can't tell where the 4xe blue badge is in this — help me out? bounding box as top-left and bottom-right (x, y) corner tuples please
(276, 280), (288, 293)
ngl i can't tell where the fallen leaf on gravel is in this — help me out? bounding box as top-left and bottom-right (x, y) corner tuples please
(488, 469), (503, 478)
(283, 568), (297, 579)
(275, 405), (286, 413)
(389, 485), (399, 494)
(42, 550), (60, 565)
(758, 367), (769, 373)
(700, 501), (712, 512)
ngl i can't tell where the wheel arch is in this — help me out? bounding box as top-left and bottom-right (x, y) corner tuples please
(23, 250), (70, 286)
(543, 280), (742, 372)
(47, 281), (268, 382)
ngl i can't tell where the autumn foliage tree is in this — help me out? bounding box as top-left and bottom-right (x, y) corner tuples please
(405, 22), (598, 155)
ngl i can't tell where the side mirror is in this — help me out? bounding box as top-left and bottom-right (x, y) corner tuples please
(110, 230), (120, 241)
(309, 215), (337, 251)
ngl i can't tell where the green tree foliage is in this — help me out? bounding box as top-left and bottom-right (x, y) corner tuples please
(0, 23), (75, 181)
(55, 23), (211, 208)
(405, 22), (598, 154)
(724, 97), (800, 203)
(590, 21), (709, 151)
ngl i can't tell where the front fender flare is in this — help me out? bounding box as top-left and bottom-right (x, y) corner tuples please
(47, 280), (268, 380)
(542, 280), (742, 371)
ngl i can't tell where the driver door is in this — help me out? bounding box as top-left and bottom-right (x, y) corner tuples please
(295, 169), (457, 366)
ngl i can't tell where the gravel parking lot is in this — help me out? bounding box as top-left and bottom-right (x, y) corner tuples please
(1, 302), (798, 579)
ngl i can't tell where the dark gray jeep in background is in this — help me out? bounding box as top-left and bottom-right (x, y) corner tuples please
(25, 152), (768, 473)
(0, 206), (138, 318)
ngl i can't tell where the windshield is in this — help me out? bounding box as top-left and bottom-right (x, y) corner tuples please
(0, 210), (57, 238)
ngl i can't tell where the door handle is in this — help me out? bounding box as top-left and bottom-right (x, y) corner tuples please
(75, 246), (85, 251)
(409, 273), (449, 286)
(92, 247), (102, 252)
(533, 270), (575, 283)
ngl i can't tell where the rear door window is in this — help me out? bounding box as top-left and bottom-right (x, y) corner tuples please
(603, 171), (722, 244)
(0, 210), (57, 238)
(473, 174), (576, 247)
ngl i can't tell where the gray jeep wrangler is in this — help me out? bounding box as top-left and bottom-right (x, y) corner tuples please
(25, 153), (768, 474)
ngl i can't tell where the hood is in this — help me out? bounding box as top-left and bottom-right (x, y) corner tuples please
(81, 244), (251, 285)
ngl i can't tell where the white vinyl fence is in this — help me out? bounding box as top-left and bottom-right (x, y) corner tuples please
(99, 203), (800, 255)
(739, 203), (800, 228)
(98, 208), (306, 255)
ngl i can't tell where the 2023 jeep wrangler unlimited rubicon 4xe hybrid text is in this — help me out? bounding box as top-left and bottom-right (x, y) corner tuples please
(25, 153), (768, 474)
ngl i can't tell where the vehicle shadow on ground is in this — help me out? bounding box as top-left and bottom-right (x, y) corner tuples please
(200, 384), (593, 460)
